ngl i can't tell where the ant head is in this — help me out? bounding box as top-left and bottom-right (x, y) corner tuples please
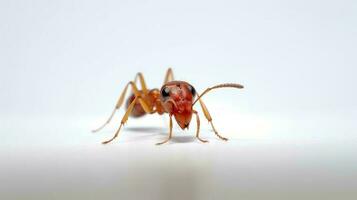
(160, 81), (196, 129)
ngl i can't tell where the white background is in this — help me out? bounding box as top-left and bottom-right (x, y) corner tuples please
(1, 0), (356, 199)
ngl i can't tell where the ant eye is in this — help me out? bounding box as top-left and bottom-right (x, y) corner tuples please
(161, 87), (170, 98)
(187, 85), (196, 96)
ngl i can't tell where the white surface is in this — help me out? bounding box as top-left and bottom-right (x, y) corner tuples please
(1, 0), (357, 199)
(1, 111), (356, 200)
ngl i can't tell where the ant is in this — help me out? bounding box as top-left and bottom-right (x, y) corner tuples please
(92, 68), (244, 145)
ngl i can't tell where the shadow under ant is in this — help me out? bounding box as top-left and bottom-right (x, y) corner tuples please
(99, 126), (232, 144)
(123, 126), (201, 144)
(125, 126), (166, 134)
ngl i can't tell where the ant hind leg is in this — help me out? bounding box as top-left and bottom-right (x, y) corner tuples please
(134, 72), (149, 95)
(101, 96), (139, 144)
(92, 81), (140, 133)
(163, 68), (174, 84)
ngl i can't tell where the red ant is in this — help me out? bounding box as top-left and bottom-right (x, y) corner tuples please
(92, 68), (244, 145)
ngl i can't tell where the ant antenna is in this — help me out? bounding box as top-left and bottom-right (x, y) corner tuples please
(193, 83), (244, 105)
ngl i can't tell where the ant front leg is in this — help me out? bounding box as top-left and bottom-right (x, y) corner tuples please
(156, 115), (173, 145)
(192, 83), (243, 141)
(193, 110), (209, 143)
(196, 98), (228, 141)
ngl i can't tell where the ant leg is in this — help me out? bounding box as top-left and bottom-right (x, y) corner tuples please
(102, 96), (138, 144)
(94, 72), (152, 132)
(196, 97), (228, 141)
(193, 110), (208, 143)
(92, 81), (140, 133)
(134, 72), (149, 95)
(156, 115), (173, 145)
(102, 96), (156, 144)
(192, 84), (244, 140)
(163, 68), (174, 84)
(138, 98), (156, 114)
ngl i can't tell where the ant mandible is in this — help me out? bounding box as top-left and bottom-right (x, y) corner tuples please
(92, 68), (244, 145)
